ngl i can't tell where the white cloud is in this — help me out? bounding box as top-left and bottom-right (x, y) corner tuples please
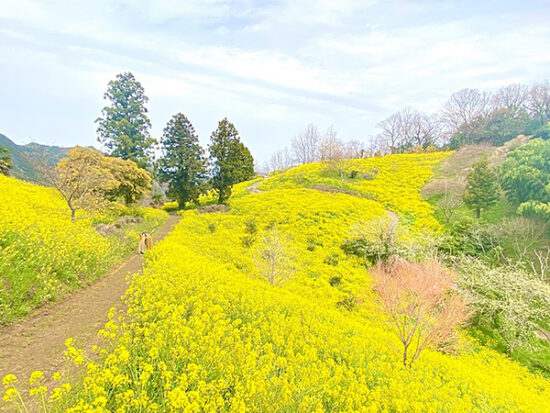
(0, 0), (548, 162)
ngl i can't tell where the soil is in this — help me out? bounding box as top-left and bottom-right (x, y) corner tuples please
(247, 178), (264, 194)
(0, 215), (181, 405)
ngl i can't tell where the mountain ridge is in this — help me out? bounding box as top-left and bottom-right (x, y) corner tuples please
(0, 133), (70, 184)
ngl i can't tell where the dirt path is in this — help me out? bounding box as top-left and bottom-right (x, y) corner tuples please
(248, 177), (265, 194)
(0, 215), (181, 393)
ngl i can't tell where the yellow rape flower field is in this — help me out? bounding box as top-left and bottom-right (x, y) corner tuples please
(3, 153), (550, 412)
(0, 174), (167, 324)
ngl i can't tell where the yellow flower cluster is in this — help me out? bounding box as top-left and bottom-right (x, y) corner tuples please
(47, 153), (549, 411)
(0, 174), (167, 324)
(4, 153), (550, 411)
(260, 153), (449, 231)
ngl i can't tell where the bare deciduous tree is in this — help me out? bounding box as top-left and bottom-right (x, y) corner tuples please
(342, 140), (366, 159)
(375, 108), (441, 154)
(530, 247), (550, 281)
(255, 227), (295, 285)
(267, 146), (294, 172)
(527, 81), (550, 122)
(372, 260), (469, 367)
(291, 123), (320, 164)
(318, 127), (349, 182)
(440, 88), (492, 138)
(492, 83), (529, 117)
(318, 126), (343, 161)
(497, 217), (547, 263)
(436, 181), (465, 223)
(375, 112), (404, 154)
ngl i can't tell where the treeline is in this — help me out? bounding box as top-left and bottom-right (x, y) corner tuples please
(374, 81), (550, 153)
(0, 72), (256, 214)
(96, 72), (255, 209)
(263, 124), (368, 173)
(262, 81), (550, 172)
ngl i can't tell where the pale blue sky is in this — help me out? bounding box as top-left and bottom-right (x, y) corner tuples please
(1, 0), (549, 164)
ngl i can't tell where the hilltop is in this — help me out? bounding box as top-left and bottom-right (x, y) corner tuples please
(0, 133), (69, 184)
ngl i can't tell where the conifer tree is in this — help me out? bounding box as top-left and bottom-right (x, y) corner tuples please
(208, 118), (254, 203)
(96, 72), (155, 168)
(463, 157), (500, 218)
(157, 113), (207, 209)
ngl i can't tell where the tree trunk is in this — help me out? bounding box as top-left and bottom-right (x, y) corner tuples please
(71, 208), (76, 223)
(402, 345), (408, 367)
(475, 207), (480, 219)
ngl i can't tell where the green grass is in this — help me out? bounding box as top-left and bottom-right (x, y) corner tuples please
(469, 324), (550, 378)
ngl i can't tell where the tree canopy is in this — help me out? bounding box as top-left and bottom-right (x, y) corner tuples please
(500, 138), (550, 220)
(157, 113), (207, 209)
(104, 156), (152, 205)
(54, 147), (118, 222)
(96, 72), (155, 169)
(208, 118), (254, 203)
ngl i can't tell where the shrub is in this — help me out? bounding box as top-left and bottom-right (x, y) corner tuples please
(336, 296), (356, 311)
(150, 193), (164, 208)
(306, 237), (322, 251)
(244, 218), (257, 235)
(241, 235), (255, 248)
(341, 215), (401, 265)
(453, 256), (550, 353)
(162, 201), (179, 212)
(323, 253), (339, 266)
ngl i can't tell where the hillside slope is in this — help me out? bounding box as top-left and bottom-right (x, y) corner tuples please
(0, 174), (167, 324)
(2, 154), (550, 412)
(13, 152), (545, 412)
(0, 133), (69, 183)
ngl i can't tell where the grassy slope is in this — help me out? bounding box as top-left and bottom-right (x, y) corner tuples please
(40, 153), (550, 412)
(0, 174), (167, 324)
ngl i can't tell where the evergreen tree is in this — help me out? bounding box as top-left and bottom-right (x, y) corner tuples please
(96, 72), (155, 168)
(0, 145), (11, 176)
(463, 157), (500, 218)
(208, 118), (254, 203)
(157, 113), (207, 209)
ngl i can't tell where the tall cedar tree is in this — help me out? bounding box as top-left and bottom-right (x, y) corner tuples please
(208, 118), (254, 203)
(158, 113), (207, 209)
(463, 157), (500, 218)
(0, 146), (11, 176)
(96, 72), (155, 169)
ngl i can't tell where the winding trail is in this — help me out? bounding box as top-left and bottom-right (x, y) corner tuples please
(248, 177), (265, 194)
(0, 215), (181, 392)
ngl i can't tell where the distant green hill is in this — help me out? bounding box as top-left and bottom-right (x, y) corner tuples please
(0, 133), (70, 184)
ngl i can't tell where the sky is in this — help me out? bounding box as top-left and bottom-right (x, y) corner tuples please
(1, 0), (549, 165)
